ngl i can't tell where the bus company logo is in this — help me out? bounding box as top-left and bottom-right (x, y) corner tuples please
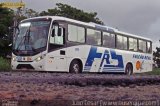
(84, 47), (124, 72)
(136, 60), (144, 71)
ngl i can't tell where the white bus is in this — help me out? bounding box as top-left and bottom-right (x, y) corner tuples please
(11, 16), (152, 75)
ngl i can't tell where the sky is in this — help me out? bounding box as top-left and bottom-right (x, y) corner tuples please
(2, 0), (160, 50)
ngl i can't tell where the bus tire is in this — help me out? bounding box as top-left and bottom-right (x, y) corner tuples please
(69, 60), (82, 73)
(125, 63), (133, 75)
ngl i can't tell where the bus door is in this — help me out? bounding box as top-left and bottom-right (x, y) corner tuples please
(47, 22), (67, 71)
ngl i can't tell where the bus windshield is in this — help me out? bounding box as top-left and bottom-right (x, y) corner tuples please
(13, 18), (51, 55)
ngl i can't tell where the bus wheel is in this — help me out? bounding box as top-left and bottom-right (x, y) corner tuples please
(125, 63), (133, 75)
(69, 60), (81, 73)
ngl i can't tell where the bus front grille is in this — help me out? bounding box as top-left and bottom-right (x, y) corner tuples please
(17, 64), (34, 70)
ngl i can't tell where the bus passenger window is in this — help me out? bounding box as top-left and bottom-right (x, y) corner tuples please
(103, 32), (115, 48)
(147, 41), (152, 53)
(116, 35), (127, 50)
(138, 40), (146, 53)
(129, 38), (137, 51)
(68, 24), (85, 43)
(87, 29), (101, 45)
(50, 25), (64, 45)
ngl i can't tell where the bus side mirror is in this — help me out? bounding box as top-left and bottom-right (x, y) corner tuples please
(58, 28), (62, 36)
(52, 29), (55, 37)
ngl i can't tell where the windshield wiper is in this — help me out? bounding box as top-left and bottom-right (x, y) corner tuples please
(15, 28), (36, 52)
(16, 29), (29, 51)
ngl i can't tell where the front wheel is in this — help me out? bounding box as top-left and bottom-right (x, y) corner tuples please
(69, 60), (82, 73)
(125, 64), (133, 75)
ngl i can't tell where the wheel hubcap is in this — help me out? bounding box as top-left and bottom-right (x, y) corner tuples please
(127, 68), (132, 75)
(73, 64), (79, 73)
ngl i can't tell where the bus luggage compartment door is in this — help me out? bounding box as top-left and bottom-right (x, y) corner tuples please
(46, 52), (67, 72)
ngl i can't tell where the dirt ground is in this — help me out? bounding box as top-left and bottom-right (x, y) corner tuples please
(0, 72), (160, 106)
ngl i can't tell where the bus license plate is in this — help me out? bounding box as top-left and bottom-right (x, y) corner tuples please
(17, 56), (22, 61)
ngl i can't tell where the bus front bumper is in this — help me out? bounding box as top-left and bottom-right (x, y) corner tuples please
(11, 60), (45, 71)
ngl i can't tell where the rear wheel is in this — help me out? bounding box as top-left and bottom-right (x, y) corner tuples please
(69, 60), (82, 73)
(125, 64), (133, 75)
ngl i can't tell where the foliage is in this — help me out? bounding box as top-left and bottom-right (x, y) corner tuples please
(17, 8), (39, 21)
(0, 6), (14, 57)
(153, 47), (160, 68)
(25, 8), (39, 18)
(145, 68), (160, 75)
(0, 57), (11, 71)
(0, 6), (39, 57)
(40, 3), (104, 25)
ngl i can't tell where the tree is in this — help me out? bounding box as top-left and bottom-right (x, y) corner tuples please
(17, 8), (39, 20)
(40, 3), (104, 25)
(0, 5), (14, 57)
(14, 8), (39, 24)
(0, 5), (39, 57)
(153, 46), (160, 68)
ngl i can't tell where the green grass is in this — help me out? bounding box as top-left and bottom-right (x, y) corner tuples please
(144, 68), (160, 75)
(0, 57), (11, 71)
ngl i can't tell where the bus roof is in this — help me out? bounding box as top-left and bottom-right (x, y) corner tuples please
(22, 16), (152, 42)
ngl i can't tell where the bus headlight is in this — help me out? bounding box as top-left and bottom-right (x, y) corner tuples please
(12, 57), (16, 61)
(35, 56), (43, 62)
(35, 55), (45, 62)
